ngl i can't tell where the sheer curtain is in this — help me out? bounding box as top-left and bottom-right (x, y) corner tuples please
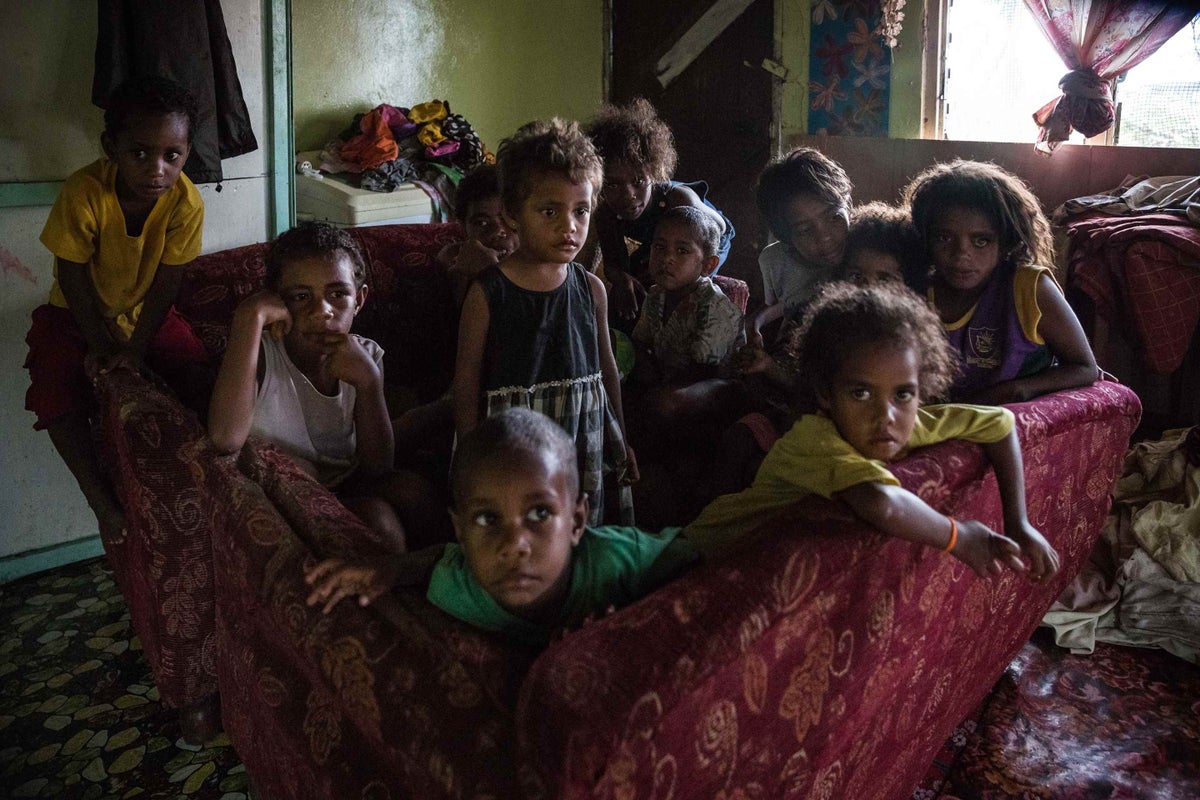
(1022, 0), (1198, 153)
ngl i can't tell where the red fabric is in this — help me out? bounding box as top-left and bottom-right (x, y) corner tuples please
(1022, 0), (1195, 153)
(91, 222), (461, 710)
(1066, 212), (1200, 373)
(339, 107), (400, 171)
(206, 381), (1138, 800)
(24, 304), (208, 430)
(93, 368), (221, 708)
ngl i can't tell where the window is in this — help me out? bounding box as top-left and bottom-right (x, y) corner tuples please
(933, 0), (1200, 148)
(1113, 20), (1200, 147)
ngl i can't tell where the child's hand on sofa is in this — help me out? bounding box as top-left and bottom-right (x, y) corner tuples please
(952, 519), (1027, 578)
(304, 558), (398, 614)
(1005, 519), (1060, 581)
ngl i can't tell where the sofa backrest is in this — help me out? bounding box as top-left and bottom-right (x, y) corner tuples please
(179, 222), (464, 411)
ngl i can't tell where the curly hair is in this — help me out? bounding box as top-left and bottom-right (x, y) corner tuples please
(103, 75), (199, 143)
(755, 147), (853, 239)
(796, 281), (958, 403)
(658, 206), (722, 259)
(845, 202), (929, 288)
(586, 98), (677, 182)
(265, 222), (367, 290)
(496, 118), (605, 214)
(453, 164), (501, 223)
(450, 408), (580, 508)
(903, 160), (1055, 271)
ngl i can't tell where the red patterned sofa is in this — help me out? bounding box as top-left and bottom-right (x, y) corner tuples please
(209, 384), (1137, 799)
(93, 223), (465, 734)
(94, 222), (1139, 798)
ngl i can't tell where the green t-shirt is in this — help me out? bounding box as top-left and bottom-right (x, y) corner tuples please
(427, 525), (700, 646)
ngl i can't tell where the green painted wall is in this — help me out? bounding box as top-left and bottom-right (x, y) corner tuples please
(292, 0), (605, 154)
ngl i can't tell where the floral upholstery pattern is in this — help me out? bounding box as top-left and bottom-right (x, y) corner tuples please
(92, 223), (461, 711)
(205, 379), (1137, 799)
(210, 441), (537, 800)
(94, 219), (1141, 798)
(520, 382), (1140, 800)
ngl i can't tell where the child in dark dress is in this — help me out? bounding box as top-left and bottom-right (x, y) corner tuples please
(453, 118), (638, 526)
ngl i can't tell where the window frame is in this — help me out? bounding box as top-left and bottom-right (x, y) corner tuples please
(923, 0), (1117, 145)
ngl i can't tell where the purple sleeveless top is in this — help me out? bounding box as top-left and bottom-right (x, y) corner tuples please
(939, 266), (1052, 401)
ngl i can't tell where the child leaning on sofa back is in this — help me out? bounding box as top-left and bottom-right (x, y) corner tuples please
(24, 75), (210, 542)
(305, 407), (708, 646)
(687, 282), (1061, 581)
(903, 159), (1098, 404)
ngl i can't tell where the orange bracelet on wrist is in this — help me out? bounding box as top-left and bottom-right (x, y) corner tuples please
(944, 517), (958, 552)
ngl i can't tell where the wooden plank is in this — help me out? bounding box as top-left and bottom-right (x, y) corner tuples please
(654, 0), (758, 88)
(265, 0), (294, 236)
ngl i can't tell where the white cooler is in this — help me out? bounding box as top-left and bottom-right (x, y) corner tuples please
(296, 170), (435, 227)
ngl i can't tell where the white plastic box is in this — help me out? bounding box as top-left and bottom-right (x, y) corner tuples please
(295, 171), (434, 227)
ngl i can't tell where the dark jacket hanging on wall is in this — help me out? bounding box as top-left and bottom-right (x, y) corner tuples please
(93, 0), (259, 184)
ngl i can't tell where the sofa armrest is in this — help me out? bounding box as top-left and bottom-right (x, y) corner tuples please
(212, 441), (537, 799)
(93, 368), (222, 707)
(517, 381), (1141, 800)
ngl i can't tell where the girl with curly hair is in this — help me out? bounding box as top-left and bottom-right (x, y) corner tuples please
(586, 98), (734, 327)
(904, 160), (1097, 404)
(687, 282), (1059, 581)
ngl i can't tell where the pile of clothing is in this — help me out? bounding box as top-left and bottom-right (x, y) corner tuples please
(316, 100), (490, 211)
(1044, 426), (1200, 663)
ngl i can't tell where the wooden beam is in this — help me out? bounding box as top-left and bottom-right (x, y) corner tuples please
(654, 0), (759, 88)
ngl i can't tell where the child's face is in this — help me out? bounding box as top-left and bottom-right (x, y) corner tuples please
(507, 173), (593, 265)
(776, 193), (849, 269)
(451, 448), (587, 622)
(102, 112), (191, 204)
(648, 218), (718, 293)
(928, 206), (1002, 292)
(845, 248), (904, 288)
(601, 161), (654, 221)
(819, 341), (920, 462)
(465, 196), (518, 259)
(276, 252), (365, 359)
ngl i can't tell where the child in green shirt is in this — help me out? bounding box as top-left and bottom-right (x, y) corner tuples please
(305, 407), (698, 645)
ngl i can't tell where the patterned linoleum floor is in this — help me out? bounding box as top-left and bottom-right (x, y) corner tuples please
(1, 558), (245, 799)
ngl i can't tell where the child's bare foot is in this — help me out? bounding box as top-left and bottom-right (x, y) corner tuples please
(92, 499), (128, 543)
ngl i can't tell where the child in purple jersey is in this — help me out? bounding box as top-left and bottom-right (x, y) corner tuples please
(904, 160), (1097, 404)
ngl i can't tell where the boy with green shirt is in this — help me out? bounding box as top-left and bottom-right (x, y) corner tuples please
(305, 408), (699, 645)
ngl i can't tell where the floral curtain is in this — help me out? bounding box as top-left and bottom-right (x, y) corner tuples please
(1023, 0), (1199, 153)
(807, 1), (891, 136)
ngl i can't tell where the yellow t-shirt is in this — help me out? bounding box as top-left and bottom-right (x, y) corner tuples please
(685, 404), (1015, 557)
(41, 157), (204, 339)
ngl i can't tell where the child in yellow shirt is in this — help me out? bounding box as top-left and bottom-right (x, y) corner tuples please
(24, 76), (208, 537)
(688, 282), (1060, 579)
